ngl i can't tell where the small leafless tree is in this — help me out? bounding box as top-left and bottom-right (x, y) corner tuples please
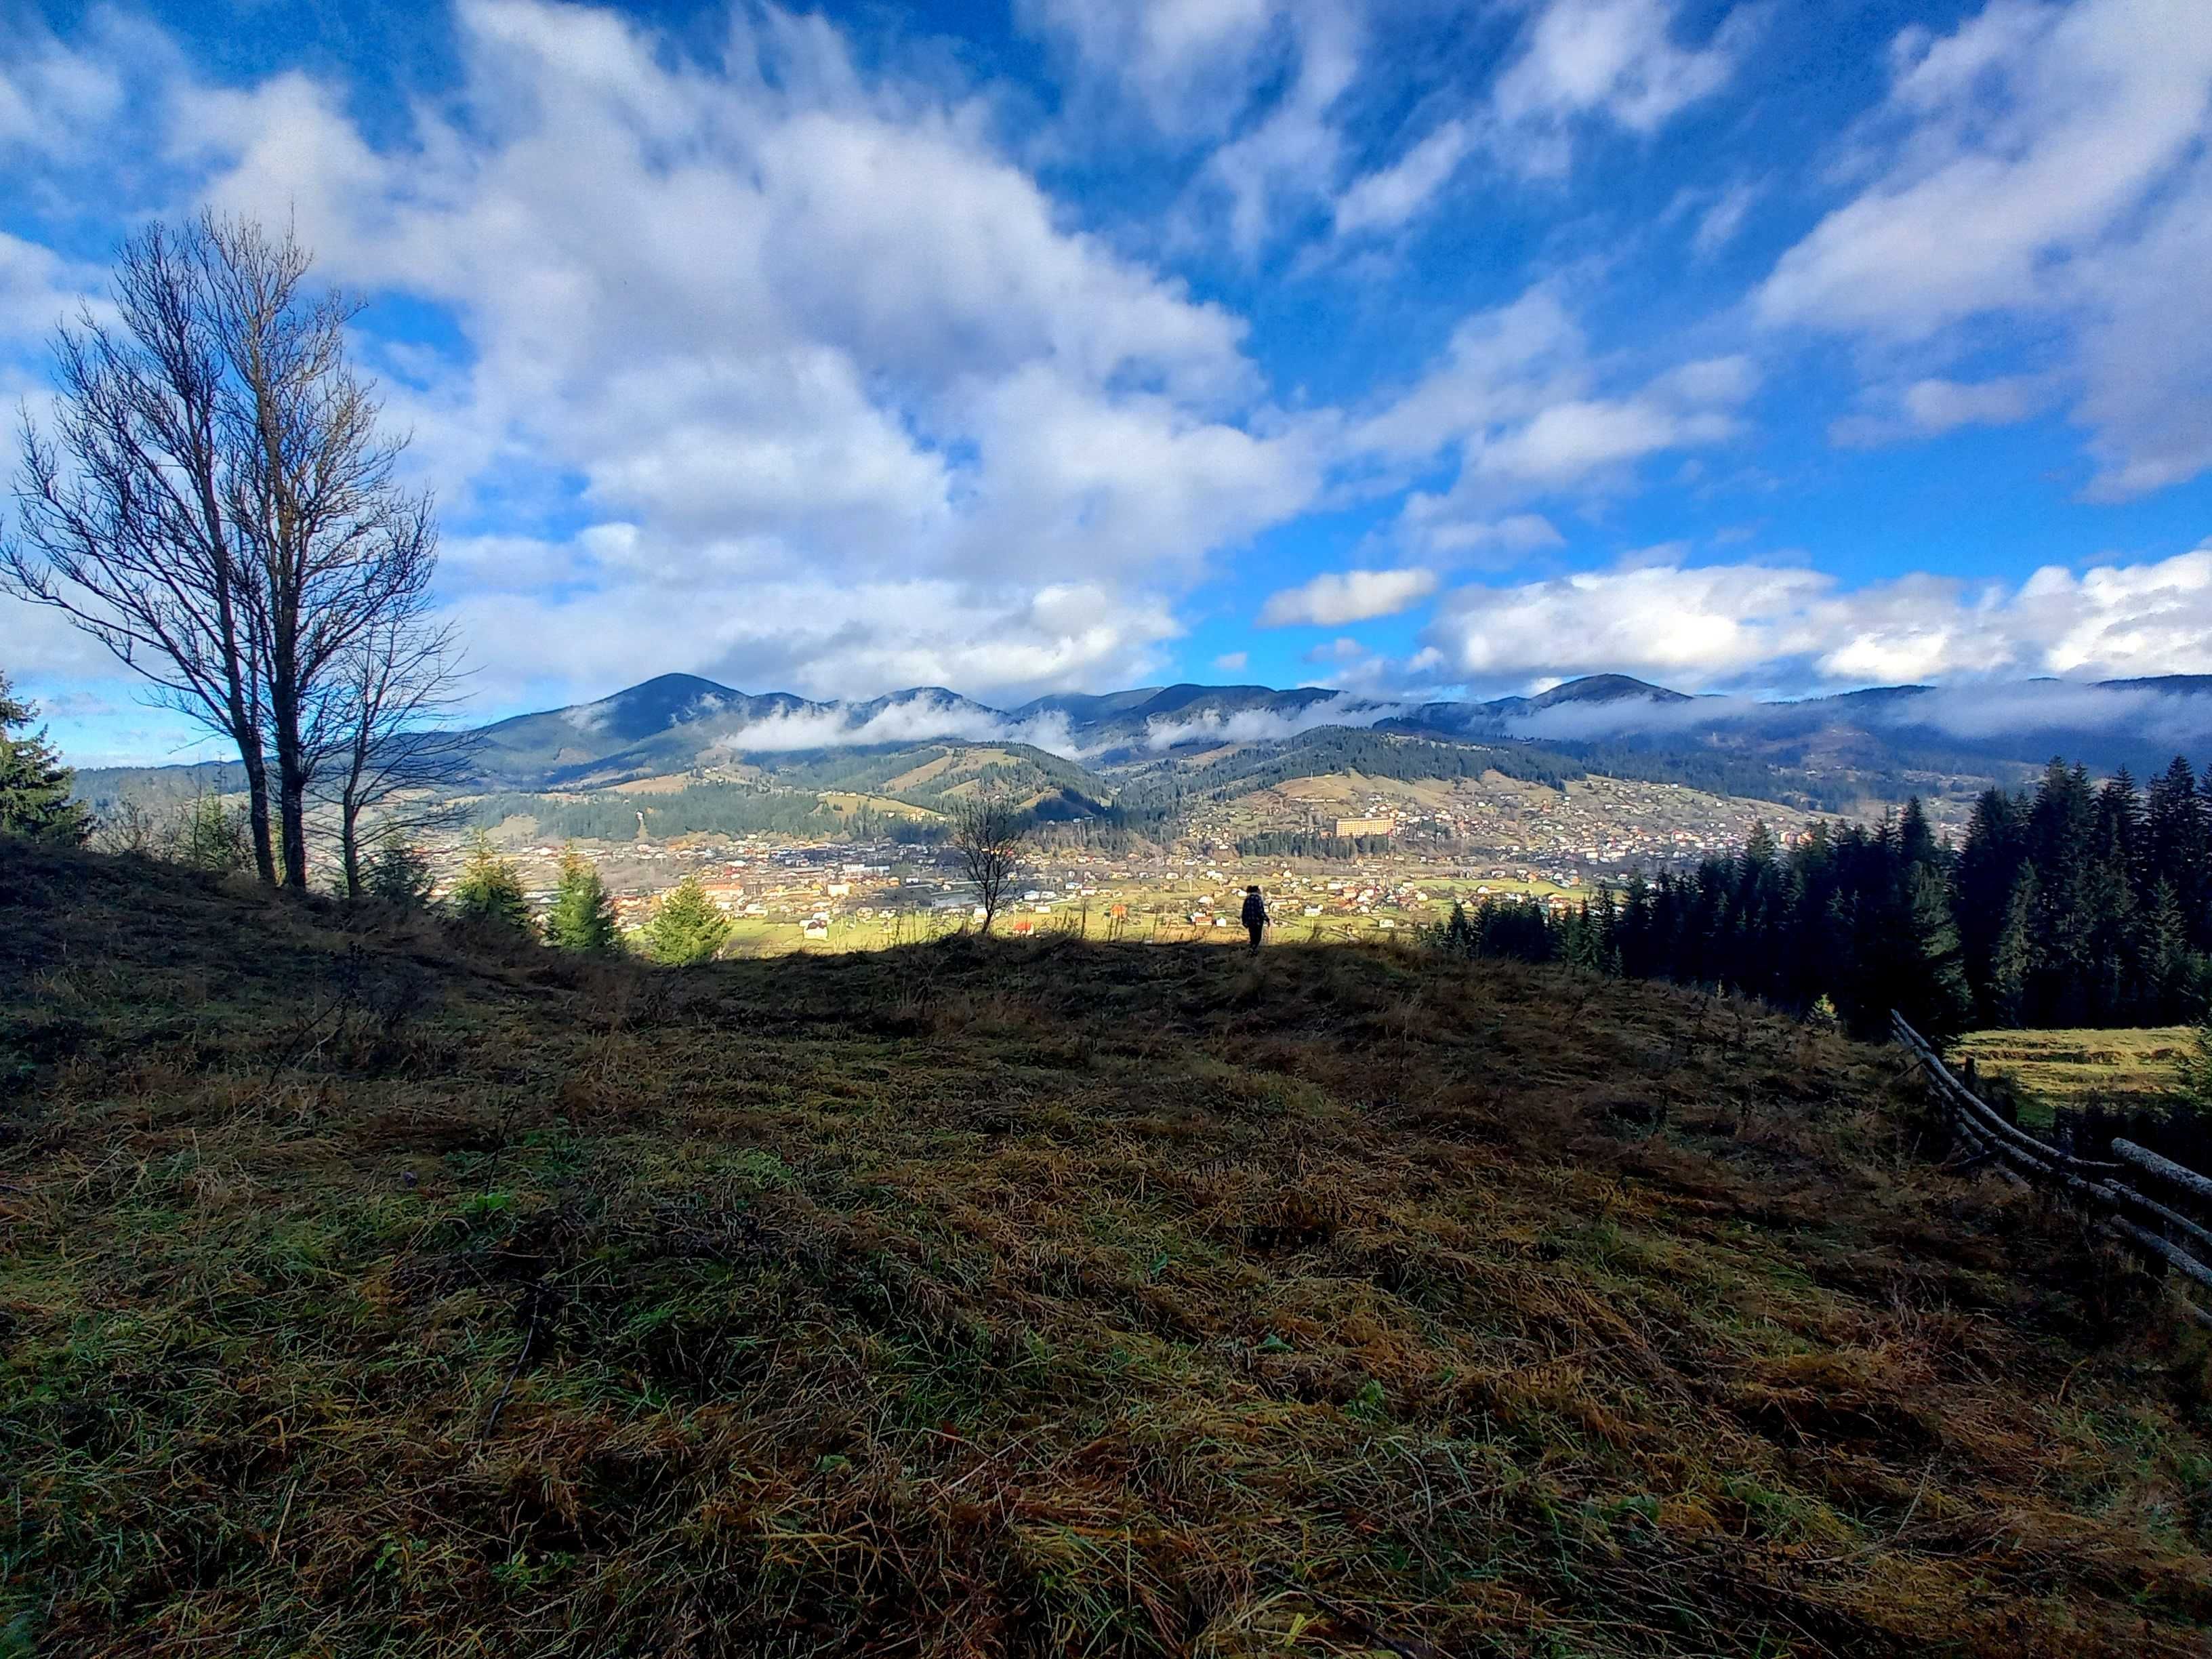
(3, 211), (443, 891)
(950, 791), (1027, 935)
(310, 611), (473, 898)
(4, 222), (277, 881)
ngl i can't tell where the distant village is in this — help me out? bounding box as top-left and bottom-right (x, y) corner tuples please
(433, 768), (1838, 953)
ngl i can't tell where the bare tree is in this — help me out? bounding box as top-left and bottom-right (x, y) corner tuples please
(205, 214), (439, 889)
(4, 213), (442, 890)
(949, 791), (1027, 935)
(310, 611), (473, 898)
(3, 222), (277, 880)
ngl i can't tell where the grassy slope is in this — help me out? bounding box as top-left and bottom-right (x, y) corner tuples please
(3, 846), (2212, 1658)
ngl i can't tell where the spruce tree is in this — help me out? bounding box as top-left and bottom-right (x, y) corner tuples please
(0, 672), (92, 844)
(1901, 863), (1973, 1041)
(1988, 867), (2039, 1028)
(2146, 755), (2211, 950)
(2143, 879), (2199, 1024)
(1954, 786), (2028, 1007)
(1898, 796), (1939, 868)
(548, 847), (619, 953)
(642, 874), (731, 965)
(365, 830), (436, 908)
(174, 790), (252, 873)
(450, 832), (534, 935)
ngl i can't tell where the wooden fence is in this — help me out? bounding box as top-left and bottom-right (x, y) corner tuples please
(1891, 1010), (2212, 1321)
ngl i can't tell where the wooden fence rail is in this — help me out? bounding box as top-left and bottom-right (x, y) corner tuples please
(1891, 1009), (2212, 1320)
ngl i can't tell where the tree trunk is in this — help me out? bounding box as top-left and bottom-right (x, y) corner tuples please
(270, 653), (308, 888)
(276, 741), (309, 891)
(239, 745), (277, 885)
(340, 799), (363, 899)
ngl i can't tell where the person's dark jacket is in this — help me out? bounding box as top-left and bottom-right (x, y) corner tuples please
(1240, 890), (1267, 930)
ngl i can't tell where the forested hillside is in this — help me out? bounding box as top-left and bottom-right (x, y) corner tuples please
(1449, 756), (2212, 1039)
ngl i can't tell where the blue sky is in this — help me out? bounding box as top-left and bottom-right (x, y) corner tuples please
(4, 0), (2211, 764)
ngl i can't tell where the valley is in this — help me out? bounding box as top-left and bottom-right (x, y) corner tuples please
(68, 666), (2212, 959)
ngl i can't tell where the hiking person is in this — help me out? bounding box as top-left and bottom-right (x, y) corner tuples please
(1241, 884), (1268, 954)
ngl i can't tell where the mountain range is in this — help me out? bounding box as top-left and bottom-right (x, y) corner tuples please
(457, 670), (2212, 792)
(71, 670), (2212, 821)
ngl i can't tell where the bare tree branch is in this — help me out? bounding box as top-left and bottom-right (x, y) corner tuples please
(3, 211), (448, 892)
(3, 220), (277, 880)
(309, 609), (473, 898)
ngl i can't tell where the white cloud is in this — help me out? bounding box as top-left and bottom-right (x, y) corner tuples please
(1017, 0), (1286, 137)
(1141, 691), (1399, 750)
(1344, 285), (1760, 558)
(1304, 635), (1368, 663)
(18, 0), (1325, 720)
(1425, 545), (2212, 689)
(1260, 567), (1439, 626)
(1349, 287), (1589, 464)
(1212, 651), (1250, 672)
(1501, 674), (2212, 754)
(1189, 1), (1362, 254)
(1492, 0), (1754, 173)
(1689, 180), (1757, 255)
(1333, 118), (1475, 237)
(0, 12), (136, 167)
(1830, 373), (2057, 447)
(707, 693), (1083, 758)
(1758, 0), (2212, 497)
(1356, 284), (1761, 552)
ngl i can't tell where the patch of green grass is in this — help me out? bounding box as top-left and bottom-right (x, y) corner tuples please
(1954, 1026), (2194, 1123)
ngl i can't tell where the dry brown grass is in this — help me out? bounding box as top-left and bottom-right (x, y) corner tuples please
(3, 842), (2212, 1657)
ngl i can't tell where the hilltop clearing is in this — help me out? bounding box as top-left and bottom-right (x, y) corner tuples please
(3, 846), (2211, 1656)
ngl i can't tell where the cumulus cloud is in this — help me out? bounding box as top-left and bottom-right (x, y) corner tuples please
(1259, 567), (1438, 626)
(1758, 0), (2212, 496)
(1424, 546), (2212, 690)
(437, 525), (1186, 714)
(0, 0), (1343, 734)
(1352, 285), (1761, 552)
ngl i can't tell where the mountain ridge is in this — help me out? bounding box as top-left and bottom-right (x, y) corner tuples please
(72, 671), (2212, 801)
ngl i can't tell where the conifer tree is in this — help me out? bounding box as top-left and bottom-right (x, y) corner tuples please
(0, 672), (92, 844)
(450, 832), (534, 935)
(642, 873), (731, 965)
(1901, 863), (1973, 1040)
(2142, 878), (2201, 1023)
(2147, 756), (2208, 945)
(1988, 867), (2039, 1028)
(1898, 796), (1940, 868)
(548, 847), (619, 953)
(365, 830), (435, 908)
(173, 790), (252, 873)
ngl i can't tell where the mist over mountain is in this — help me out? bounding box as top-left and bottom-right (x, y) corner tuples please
(438, 670), (2212, 794)
(70, 670), (2212, 815)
